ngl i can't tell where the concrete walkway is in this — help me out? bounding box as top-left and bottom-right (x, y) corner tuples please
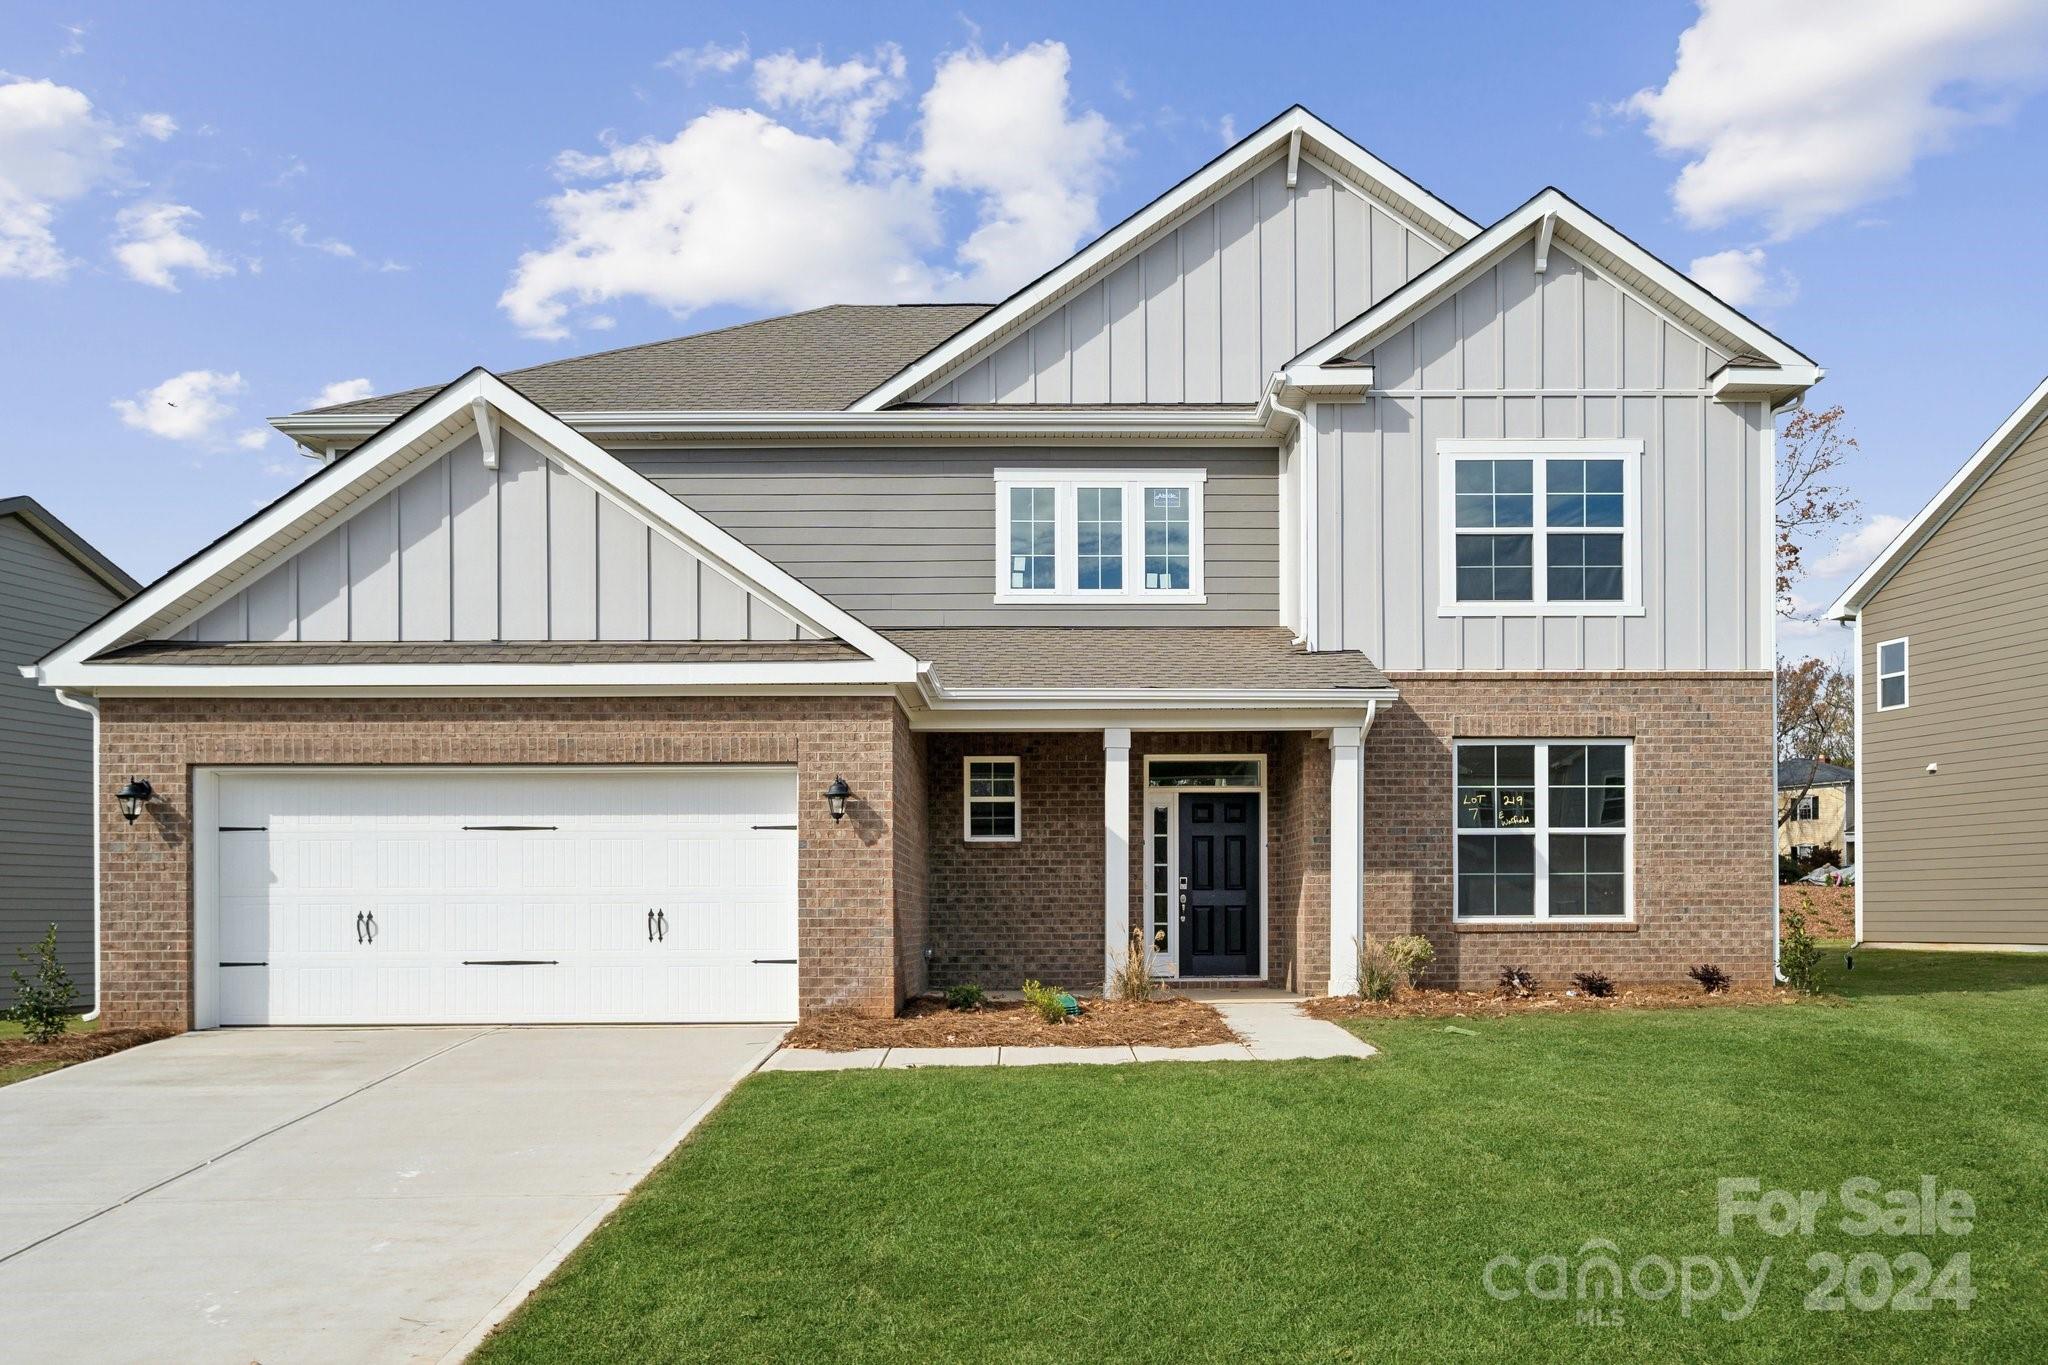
(0, 1024), (783, 1364)
(761, 997), (1373, 1070)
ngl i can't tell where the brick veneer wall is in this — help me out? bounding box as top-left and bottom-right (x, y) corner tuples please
(924, 729), (1311, 993)
(95, 694), (916, 1028)
(1365, 673), (1775, 988)
(890, 707), (929, 999)
(1270, 732), (1332, 992)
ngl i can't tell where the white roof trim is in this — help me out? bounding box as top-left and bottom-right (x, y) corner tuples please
(34, 369), (920, 689)
(1291, 189), (1816, 374)
(1828, 374), (2048, 619)
(272, 406), (1281, 446)
(848, 106), (1481, 413)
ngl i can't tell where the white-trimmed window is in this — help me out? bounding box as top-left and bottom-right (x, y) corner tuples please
(994, 470), (1205, 603)
(1793, 793), (1820, 822)
(1454, 740), (1632, 920)
(1876, 637), (1909, 710)
(963, 756), (1021, 841)
(1438, 441), (1642, 615)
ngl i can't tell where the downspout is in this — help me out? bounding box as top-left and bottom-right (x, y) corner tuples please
(1267, 389), (1313, 647)
(51, 688), (102, 1021)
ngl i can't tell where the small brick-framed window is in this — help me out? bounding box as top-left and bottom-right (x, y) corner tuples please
(963, 756), (1021, 842)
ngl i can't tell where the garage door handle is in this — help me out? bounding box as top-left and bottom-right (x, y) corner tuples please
(365, 911), (377, 943)
(355, 911), (366, 944)
(656, 909), (668, 942)
(753, 958), (796, 965)
(647, 909), (655, 942)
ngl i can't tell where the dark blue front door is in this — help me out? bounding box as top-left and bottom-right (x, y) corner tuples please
(1178, 792), (1259, 977)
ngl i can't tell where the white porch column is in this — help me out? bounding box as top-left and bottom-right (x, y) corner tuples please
(1327, 725), (1364, 995)
(1103, 727), (1132, 994)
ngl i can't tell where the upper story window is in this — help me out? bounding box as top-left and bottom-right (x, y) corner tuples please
(1876, 637), (1909, 710)
(1793, 793), (1820, 822)
(994, 470), (1205, 604)
(1438, 441), (1642, 617)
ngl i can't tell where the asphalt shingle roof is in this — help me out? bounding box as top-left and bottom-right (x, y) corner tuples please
(301, 304), (991, 417)
(1777, 758), (1854, 788)
(884, 627), (1392, 693)
(91, 640), (864, 666)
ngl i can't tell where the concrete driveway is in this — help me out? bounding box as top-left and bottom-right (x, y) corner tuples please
(0, 1024), (784, 1363)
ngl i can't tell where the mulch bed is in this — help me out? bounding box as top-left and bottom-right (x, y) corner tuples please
(1303, 981), (1813, 1022)
(785, 996), (1238, 1051)
(0, 1025), (178, 1071)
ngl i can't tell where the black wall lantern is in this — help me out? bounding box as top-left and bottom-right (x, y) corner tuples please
(822, 776), (851, 823)
(115, 778), (156, 823)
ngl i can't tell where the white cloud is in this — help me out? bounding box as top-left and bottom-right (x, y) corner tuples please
(0, 76), (126, 279)
(112, 369), (248, 443)
(1216, 114), (1237, 145)
(753, 43), (906, 145)
(1812, 513), (1908, 579)
(235, 428), (271, 450)
(282, 216), (356, 258)
(309, 377), (374, 407)
(501, 40), (1122, 339)
(112, 201), (234, 289)
(1687, 246), (1795, 310)
(136, 112), (177, 141)
(661, 39), (750, 78)
(1628, 0), (2048, 238)
(917, 42), (1122, 298)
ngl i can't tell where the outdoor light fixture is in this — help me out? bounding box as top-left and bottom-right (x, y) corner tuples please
(823, 776), (851, 822)
(115, 778), (156, 823)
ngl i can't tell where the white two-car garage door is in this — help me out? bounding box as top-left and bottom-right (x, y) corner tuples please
(206, 767), (798, 1026)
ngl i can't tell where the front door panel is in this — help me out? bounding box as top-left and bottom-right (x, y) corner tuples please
(1178, 793), (1259, 977)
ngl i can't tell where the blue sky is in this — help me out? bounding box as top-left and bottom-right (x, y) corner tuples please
(4, 1), (2046, 659)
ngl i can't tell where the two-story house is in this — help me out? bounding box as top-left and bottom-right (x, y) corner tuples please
(28, 108), (1818, 1028)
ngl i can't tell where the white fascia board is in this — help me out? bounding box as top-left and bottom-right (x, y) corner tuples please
(1708, 362), (1823, 401)
(926, 686), (1396, 708)
(272, 407), (1276, 445)
(1828, 373), (2048, 619)
(848, 106), (1479, 413)
(39, 369), (915, 682)
(43, 659), (916, 693)
(1291, 190), (1816, 373)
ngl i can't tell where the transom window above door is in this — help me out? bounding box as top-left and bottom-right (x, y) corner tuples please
(994, 471), (1206, 603)
(1438, 441), (1642, 616)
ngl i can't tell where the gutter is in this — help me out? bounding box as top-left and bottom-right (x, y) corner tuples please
(910, 660), (1397, 712)
(49, 688), (102, 1023)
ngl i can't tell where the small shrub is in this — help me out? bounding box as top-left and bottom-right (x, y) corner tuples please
(1356, 935), (1398, 1002)
(1110, 927), (1155, 1002)
(1385, 934), (1435, 988)
(1496, 964), (1539, 999)
(1570, 970), (1615, 998)
(944, 982), (986, 1011)
(1020, 978), (1069, 1025)
(6, 923), (75, 1044)
(1781, 898), (1824, 995)
(1688, 962), (1731, 994)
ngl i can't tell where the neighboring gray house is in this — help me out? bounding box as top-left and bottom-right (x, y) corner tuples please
(1, 497), (140, 1008)
(1829, 374), (2048, 948)
(28, 107), (1822, 1031)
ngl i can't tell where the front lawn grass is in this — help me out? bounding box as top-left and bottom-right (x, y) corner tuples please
(477, 951), (2048, 1362)
(0, 1015), (103, 1088)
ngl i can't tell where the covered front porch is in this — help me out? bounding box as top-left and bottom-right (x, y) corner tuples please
(915, 721), (1375, 999)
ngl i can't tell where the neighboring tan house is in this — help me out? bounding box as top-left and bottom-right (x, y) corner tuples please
(1776, 758), (1853, 866)
(1830, 375), (2048, 949)
(1, 496), (140, 1009)
(27, 107), (1821, 1030)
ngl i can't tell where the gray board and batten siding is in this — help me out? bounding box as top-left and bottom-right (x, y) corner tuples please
(919, 156), (1449, 406)
(616, 447), (1279, 629)
(2, 508), (135, 1004)
(172, 432), (815, 645)
(1313, 240), (1772, 672)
